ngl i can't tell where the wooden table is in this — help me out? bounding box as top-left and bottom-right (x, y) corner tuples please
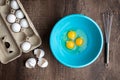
(0, 0), (120, 80)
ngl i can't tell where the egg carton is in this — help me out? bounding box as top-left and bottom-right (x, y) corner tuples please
(0, 0), (42, 64)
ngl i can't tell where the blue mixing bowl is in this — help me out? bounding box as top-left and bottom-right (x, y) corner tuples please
(50, 14), (103, 68)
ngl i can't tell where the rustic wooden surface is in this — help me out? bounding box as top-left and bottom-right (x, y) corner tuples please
(0, 0), (120, 80)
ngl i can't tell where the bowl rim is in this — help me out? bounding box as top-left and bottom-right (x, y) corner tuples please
(49, 14), (103, 68)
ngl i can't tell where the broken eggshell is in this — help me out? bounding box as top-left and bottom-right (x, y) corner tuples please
(7, 14), (16, 23)
(34, 49), (45, 59)
(21, 41), (31, 51)
(25, 58), (36, 69)
(20, 19), (29, 28)
(15, 10), (24, 19)
(11, 23), (21, 32)
(37, 58), (48, 68)
(10, 0), (19, 10)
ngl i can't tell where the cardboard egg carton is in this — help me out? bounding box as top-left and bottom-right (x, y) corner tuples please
(0, 0), (42, 64)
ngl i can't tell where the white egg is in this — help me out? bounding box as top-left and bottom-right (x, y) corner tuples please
(11, 23), (21, 32)
(7, 14), (16, 23)
(15, 10), (24, 19)
(21, 41), (31, 51)
(37, 58), (48, 68)
(10, 0), (19, 10)
(20, 19), (29, 28)
(25, 58), (36, 69)
(34, 49), (45, 59)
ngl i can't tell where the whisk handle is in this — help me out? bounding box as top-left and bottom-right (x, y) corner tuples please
(105, 42), (109, 66)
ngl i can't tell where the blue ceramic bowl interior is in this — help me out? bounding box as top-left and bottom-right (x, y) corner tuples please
(50, 14), (103, 68)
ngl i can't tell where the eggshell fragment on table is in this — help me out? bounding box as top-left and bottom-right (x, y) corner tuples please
(37, 58), (48, 68)
(34, 49), (45, 59)
(25, 58), (36, 69)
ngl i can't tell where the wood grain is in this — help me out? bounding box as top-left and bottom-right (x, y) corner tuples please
(0, 0), (120, 80)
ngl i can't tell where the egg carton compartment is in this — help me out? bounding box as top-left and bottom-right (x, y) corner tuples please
(27, 35), (41, 47)
(21, 27), (34, 37)
(13, 32), (26, 43)
(0, 0), (42, 64)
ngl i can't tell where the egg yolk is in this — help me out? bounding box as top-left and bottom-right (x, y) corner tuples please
(67, 31), (76, 40)
(66, 40), (75, 49)
(75, 37), (84, 46)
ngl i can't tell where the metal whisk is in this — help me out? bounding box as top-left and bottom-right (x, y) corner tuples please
(102, 10), (113, 66)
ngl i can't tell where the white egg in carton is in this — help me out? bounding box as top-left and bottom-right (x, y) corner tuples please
(0, 0), (42, 64)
